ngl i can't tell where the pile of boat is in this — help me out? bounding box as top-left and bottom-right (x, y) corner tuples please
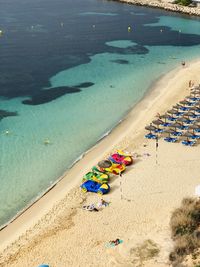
(80, 150), (133, 195)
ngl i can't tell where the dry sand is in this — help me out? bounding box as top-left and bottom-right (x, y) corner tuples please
(0, 61), (200, 267)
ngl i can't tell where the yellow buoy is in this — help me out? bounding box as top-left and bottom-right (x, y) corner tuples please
(128, 26), (131, 32)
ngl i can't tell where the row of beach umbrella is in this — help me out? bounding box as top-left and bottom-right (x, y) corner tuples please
(145, 85), (200, 146)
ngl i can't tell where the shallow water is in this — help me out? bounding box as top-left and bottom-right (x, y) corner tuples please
(0, 0), (200, 227)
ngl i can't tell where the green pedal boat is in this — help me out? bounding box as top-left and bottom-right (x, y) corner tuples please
(82, 170), (109, 184)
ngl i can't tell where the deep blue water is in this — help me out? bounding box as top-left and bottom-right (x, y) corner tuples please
(0, 0), (200, 227)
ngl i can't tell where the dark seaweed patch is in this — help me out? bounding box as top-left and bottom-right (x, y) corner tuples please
(0, 110), (18, 121)
(75, 82), (94, 88)
(22, 82), (94, 105)
(107, 45), (149, 55)
(111, 59), (129, 64)
(22, 86), (81, 105)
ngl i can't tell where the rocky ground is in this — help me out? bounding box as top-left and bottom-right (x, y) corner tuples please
(114, 0), (200, 16)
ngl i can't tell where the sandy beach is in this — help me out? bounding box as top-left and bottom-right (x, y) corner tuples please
(1, 60), (200, 267)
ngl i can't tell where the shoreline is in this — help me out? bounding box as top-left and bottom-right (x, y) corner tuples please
(0, 64), (173, 233)
(1, 60), (200, 266)
(0, 65), (171, 233)
(112, 0), (200, 17)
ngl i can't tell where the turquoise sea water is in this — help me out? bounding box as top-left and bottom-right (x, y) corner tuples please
(0, 0), (200, 227)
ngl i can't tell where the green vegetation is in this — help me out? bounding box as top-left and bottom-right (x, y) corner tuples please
(131, 239), (160, 266)
(174, 0), (192, 6)
(169, 198), (200, 266)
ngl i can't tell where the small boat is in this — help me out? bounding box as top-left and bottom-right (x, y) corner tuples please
(81, 180), (110, 195)
(82, 171), (109, 184)
(103, 162), (126, 175)
(109, 149), (133, 166)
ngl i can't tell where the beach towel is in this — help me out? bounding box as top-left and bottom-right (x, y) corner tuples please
(105, 239), (123, 248)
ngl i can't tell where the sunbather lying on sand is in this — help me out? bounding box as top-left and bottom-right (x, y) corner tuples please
(109, 238), (121, 246)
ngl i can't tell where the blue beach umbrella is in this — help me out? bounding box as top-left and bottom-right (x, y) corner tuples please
(38, 265), (49, 267)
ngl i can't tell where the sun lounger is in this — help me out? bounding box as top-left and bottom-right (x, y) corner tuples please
(171, 131), (182, 136)
(178, 125), (188, 130)
(180, 107), (190, 111)
(189, 97), (199, 101)
(191, 135), (200, 139)
(187, 102), (195, 106)
(176, 112), (184, 116)
(182, 140), (196, 146)
(154, 128), (164, 133)
(184, 120), (194, 124)
(168, 117), (177, 121)
(190, 114), (199, 119)
(145, 133), (157, 139)
(161, 122), (171, 127)
(164, 137), (177, 143)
